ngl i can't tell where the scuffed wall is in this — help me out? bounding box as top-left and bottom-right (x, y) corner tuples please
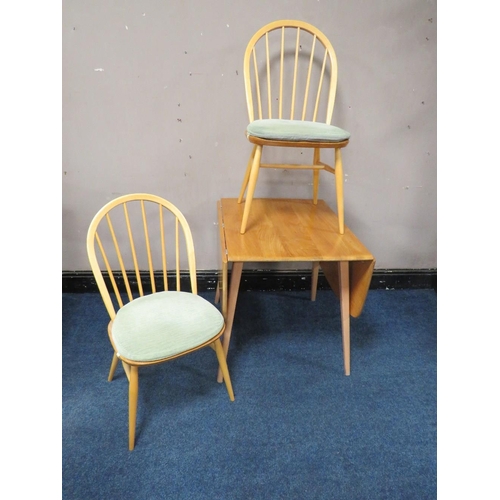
(62, 0), (436, 270)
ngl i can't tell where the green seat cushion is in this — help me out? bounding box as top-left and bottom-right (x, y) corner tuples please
(111, 291), (224, 362)
(247, 119), (350, 142)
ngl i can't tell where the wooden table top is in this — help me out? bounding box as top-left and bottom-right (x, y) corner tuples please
(218, 198), (374, 263)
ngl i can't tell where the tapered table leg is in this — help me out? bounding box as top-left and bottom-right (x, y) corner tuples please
(339, 261), (350, 376)
(217, 261), (243, 383)
(311, 261), (320, 301)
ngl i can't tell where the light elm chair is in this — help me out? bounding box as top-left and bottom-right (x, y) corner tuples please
(86, 193), (234, 450)
(238, 20), (351, 234)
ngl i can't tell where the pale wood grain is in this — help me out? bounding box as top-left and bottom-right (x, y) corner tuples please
(87, 194), (235, 450)
(239, 20), (348, 234)
(218, 198), (375, 376)
(224, 198), (372, 261)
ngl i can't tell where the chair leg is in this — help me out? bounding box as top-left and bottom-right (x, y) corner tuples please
(238, 145), (257, 203)
(240, 145), (262, 234)
(312, 171), (320, 204)
(129, 365), (139, 451)
(108, 352), (119, 381)
(214, 339), (235, 401)
(312, 148), (320, 204)
(335, 148), (345, 234)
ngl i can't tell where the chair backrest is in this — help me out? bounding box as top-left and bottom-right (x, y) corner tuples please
(86, 193), (197, 321)
(244, 20), (338, 125)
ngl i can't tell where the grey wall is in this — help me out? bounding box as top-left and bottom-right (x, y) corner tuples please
(62, 0), (436, 271)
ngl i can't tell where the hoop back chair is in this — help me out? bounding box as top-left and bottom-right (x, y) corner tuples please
(238, 20), (351, 234)
(86, 193), (234, 450)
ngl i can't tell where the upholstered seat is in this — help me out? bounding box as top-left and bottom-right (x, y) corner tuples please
(247, 119), (350, 143)
(112, 291), (224, 362)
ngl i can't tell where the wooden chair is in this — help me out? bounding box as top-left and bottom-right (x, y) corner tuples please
(238, 20), (350, 234)
(86, 193), (235, 450)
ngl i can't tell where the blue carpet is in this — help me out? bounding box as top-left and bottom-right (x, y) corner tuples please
(62, 289), (436, 499)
